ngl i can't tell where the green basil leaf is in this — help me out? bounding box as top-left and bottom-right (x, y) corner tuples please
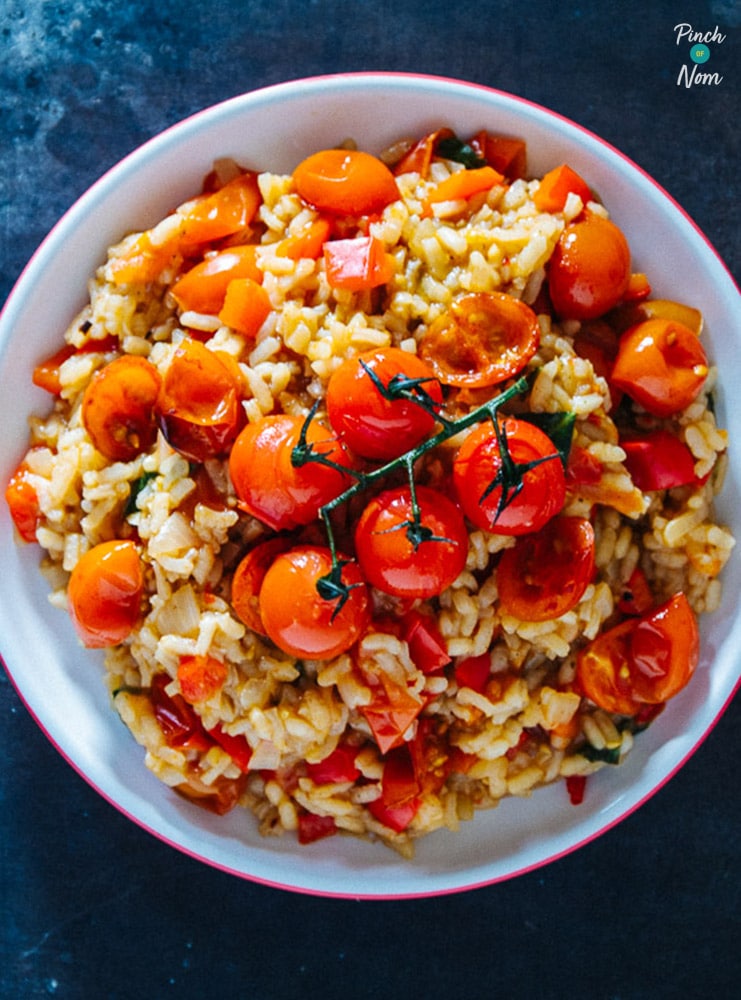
(519, 411), (576, 469)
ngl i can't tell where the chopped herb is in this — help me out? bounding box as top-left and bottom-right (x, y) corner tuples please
(519, 410), (576, 469)
(579, 742), (622, 765)
(124, 470), (158, 517)
(436, 135), (487, 170)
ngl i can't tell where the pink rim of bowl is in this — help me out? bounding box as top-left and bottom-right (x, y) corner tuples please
(1, 73), (739, 899)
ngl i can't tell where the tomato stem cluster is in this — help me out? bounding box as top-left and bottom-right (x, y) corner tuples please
(292, 372), (534, 614)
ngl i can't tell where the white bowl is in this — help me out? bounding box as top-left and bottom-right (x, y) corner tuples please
(1, 73), (739, 898)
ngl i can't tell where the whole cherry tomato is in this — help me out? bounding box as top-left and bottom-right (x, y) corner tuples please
(496, 516), (595, 621)
(354, 485), (468, 599)
(156, 339), (244, 462)
(610, 318), (708, 417)
(453, 417), (566, 535)
(231, 537), (293, 634)
(547, 215), (631, 320)
(82, 355), (162, 462)
(293, 148), (399, 216)
(258, 545), (370, 660)
(229, 414), (353, 531)
(326, 347), (443, 461)
(420, 291), (540, 388)
(67, 539), (143, 648)
(630, 593), (699, 703)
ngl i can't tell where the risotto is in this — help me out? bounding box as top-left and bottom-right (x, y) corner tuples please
(5, 127), (734, 855)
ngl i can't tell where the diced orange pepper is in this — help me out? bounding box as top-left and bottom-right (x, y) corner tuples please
(533, 163), (592, 212)
(393, 127), (455, 178)
(177, 654), (228, 704)
(5, 460), (41, 542)
(424, 165), (504, 210)
(276, 217), (332, 260)
(218, 278), (272, 337)
(623, 272), (652, 302)
(170, 244), (263, 314)
(178, 171), (262, 247)
(469, 131), (527, 180)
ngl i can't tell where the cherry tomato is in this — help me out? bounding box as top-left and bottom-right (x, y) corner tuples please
(170, 244), (263, 315)
(150, 673), (213, 751)
(420, 291), (540, 388)
(258, 545), (370, 660)
(178, 171), (262, 247)
(156, 339), (244, 462)
(5, 459), (41, 543)
(326, 347), (443, 461)
(576, 618), (643, 716)
(630, 593), (699, 703)
(67, 540), (143, 648)
(231, 537), (293, 634)
(453, 417), (566, 535)
(610, 318), (709, 417)
(354, 485), (468, 599)
(81, 355), (162, 462)
(176, 654), (228, 704)
(229, 414), (353, 532)
(621, 430), (697, 491)
(496, 516), (595, 621)
(548, 215), (631, 320)
(293, 148), (399, 216)
(358, 669), (425, 754)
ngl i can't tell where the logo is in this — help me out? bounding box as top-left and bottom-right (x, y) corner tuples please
(674, 23), (726, 87)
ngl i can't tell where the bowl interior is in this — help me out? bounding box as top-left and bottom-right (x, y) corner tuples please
(1, 74), (739, 897)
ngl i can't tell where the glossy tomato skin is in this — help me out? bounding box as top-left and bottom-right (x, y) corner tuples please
(259, 546), (370, 660)
(548, 215), (631, 320)
(610, 318), (708, 417)
(67, 539), (143, 648)
(231, 537), (293, 634)
(354, 485), (468, 599)
(496, 516), (595, 621)
(630, 593), (699, 703)
(420, 291), (540, 388)
(576, 618), (643, 716)
(82, 355), (162, 462)
(326, 347), (443, 461)
(229, 415), (353, 531)
(156, 340), (244, 462)
(293, 148), (399, 216)
(453, 417), (566, 535)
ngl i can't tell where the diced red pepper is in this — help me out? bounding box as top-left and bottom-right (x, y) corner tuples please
(297, 811), (338, 844)
(150, 673), (214, 752)
(454, 653), (491, 693)
(621, 430), (697, 491)
(324, 235), (393, 291)
(306, 743), (361, 784)
(401, 610), (450, 674)
(566, 774), (587, 805)
(617, 567), (654, 616)
(208, 722), (253, 772)
(368, 745), (421, 832)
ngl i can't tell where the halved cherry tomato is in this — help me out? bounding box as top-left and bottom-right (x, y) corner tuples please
(621, 429), (697, 491)
(533, 163), (593, 213)
(177, 171), (262, 247)
(231, 537), (293, 634)
(258, 545), (370, 660)
(610, 318), (709, 418)
(170, 244), (263, 315)
(576, 618), (643, 716)
(324, 235), (393, 291)
(306, 742), (361, 784)
(496, 516), (595, 621)
(5, 459), (41, 543)
(609, 298), (703, 336)
(420, 292), (540, 388)
(577, 592), (699, 713)
(630, 593), (699, 703)
(175, 773), (248, 815)
(229, 414), (353, 531)
(218, 277), (272, 337)
(453, 417), (566, 535)
(32, 336), (121, 395)
(326, 347), (442, 461)
(156, 339), (244, 462)
(81, 355), (162, 462)
(176, 654), (228, 704)
(293, 148), (399, 216)
(67, 539), (143, 648)
(354, 485), (467, 599)
(469, 130), (527, 180)
(548, 215), (631, 320)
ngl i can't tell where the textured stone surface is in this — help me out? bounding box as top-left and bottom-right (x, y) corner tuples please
(1, 1), (739, 997)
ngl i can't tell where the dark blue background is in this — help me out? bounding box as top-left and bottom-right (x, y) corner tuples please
(2, 2), (739, 997)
